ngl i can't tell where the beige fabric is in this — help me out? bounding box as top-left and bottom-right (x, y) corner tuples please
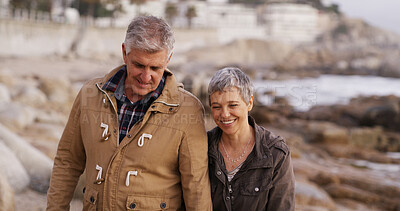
(47, 66), (212, 211)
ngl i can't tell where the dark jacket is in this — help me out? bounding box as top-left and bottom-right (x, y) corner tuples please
(207, 116), (295, 211)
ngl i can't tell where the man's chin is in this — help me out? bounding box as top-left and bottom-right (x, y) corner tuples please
(135, 88), (154, 97)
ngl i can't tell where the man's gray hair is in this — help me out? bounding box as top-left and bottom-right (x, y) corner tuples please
(124, 16), (175, 55)
(208, 67), (254, 104)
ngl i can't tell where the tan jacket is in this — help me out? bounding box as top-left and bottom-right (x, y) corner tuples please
(47, 66), (212, 211)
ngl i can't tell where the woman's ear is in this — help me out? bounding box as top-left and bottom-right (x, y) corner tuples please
(248, 96), (254, 111)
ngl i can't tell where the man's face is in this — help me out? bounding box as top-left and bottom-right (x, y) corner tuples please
(122, 44), (171, 102)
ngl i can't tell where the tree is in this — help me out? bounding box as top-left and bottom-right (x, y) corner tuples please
(102, 0), (124, 27)
(229, 0), (265, 5)
(9, 0), (29, 9)
(36, 0), (53, 20)
(185, 5), (196, 29)
(130, 0), (146, 17)
(80, 0), (100, 18)
(165, 3), (178, 26)
(10, 0), (52, 20)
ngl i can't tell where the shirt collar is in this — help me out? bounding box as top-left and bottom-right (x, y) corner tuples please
(103, 65), (166, 106)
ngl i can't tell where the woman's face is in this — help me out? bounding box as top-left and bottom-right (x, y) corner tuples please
(210, 87), (253, 136)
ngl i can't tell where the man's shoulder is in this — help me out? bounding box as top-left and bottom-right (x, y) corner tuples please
(79, 77), (103, 94)
(177, 86), (204, 109)
(81, 65), (123, 90)
(83, 77), (103, 86)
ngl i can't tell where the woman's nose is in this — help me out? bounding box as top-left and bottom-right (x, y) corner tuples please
(221, 107), (230, 117)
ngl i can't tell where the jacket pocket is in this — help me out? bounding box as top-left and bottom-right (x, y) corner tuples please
(239, 178), (272, 196)
(126, 195), (179, 210)
(83, 186), (98, 211)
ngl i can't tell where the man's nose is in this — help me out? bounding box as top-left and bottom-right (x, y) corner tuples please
(140, 69), (151, 83)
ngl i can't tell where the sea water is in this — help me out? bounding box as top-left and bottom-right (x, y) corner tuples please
(254, 74), (400, 111)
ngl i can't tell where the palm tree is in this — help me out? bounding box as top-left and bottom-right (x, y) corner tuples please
(165, 3), (178, 26)
(103, 0), (124, 27)
(81, 0), (99, 18)
(130, 0), (146, 17)
(185, 5), (196, 29)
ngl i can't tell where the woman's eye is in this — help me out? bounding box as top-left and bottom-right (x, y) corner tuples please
(211, 106), (220, 109)
(230, 104), (238, 107)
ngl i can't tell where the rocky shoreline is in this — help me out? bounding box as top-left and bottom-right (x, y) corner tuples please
(1, 52), (400, 211)
(249, 94), (400, 210)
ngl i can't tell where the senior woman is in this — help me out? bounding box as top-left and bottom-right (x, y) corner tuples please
(207, 67), (295, 211)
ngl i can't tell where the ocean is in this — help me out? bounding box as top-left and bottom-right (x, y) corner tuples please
(254, 74), (400, 111)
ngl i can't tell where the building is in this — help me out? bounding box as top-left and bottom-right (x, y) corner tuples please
(259, 3), (322, 43)
(173, 1), (257, 29)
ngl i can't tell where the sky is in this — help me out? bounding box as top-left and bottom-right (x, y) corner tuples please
(325, 0), (400, 35)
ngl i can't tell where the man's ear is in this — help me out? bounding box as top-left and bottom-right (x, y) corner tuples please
(166, 52), (173, 65)
(122, 43), (127, 64)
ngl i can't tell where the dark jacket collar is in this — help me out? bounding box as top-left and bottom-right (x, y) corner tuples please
(208, 116), (283, 170)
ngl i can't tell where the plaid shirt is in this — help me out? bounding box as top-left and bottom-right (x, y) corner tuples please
(102, 65), (165, 143)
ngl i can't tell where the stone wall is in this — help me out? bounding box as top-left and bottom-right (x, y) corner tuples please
(0, 19), (222, 58)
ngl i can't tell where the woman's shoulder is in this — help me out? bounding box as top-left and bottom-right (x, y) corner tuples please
(256, 125), (290, 155)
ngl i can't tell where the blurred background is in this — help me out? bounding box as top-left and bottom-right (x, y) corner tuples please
(0, 0), (399, 210)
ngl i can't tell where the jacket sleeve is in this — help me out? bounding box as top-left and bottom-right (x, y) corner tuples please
(46, 89), (86, 211)
(178, 101), (212, 210)
(266, 141), (295, 211)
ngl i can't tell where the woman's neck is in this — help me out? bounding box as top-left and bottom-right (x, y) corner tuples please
(221, 124), (253, 149)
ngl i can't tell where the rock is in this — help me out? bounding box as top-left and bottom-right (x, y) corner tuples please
(0, 83), (10, 103)
(360, 103), (400, 131)
(250, 106), (273, 124)
(299, 95), (400, 131)
(306, 162), (400, 211)
(303, 105), (360, 127)
(25, 122), (64, 142)
(350, 56), (382, 71)
(335, 199), (382, 211)
(14, 85), (48, 108)
(277, 119), (350, 145)
(0, 174), (15, 211)
(324, 184), (400, 211)
(386, 132), (400, 152)
(38, 76), (72, 104)
(295, 180), (336, 210)
(0, 103), (36, 131)
(349, 127), (389, 151)
(306, 121), (349, 144)
(0, 142), (30, 193)
(339, 174), (400, 205)
(185, 39), (293, 66)
(317, 143), (395, 163)
(0, 123), (53, 193)
(310, 172), (341, 187)
(0, 69), (16, 87)
(35, 109), (68, 125)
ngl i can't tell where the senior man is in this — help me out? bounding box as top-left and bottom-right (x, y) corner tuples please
(47, 15), (212, 210)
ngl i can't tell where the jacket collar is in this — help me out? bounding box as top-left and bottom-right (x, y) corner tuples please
(208, 116), (275, 170)
(96, 65), (181, 113)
